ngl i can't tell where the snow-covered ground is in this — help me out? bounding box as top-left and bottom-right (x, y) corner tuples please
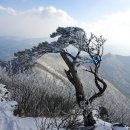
(0, 83), (129, 130)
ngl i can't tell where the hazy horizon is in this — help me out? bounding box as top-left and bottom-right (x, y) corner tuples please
(0, 0), (130, 55)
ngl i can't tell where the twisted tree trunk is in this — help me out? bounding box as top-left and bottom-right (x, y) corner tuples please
(60, 52), (85, 106)
(60, 51), (96, 126)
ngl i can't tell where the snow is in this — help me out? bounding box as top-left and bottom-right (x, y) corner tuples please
(0, 83), (129, 130)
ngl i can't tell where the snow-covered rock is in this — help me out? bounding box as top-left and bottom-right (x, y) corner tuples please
(0, 84), (129, 130)
(0, 83), (19, 130)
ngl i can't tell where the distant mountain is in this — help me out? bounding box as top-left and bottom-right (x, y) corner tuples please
(100, 53), (130, 99)
(0, 36), (50, 60)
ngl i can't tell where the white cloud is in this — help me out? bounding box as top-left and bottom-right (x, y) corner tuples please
(86, 9), (130, 55)
(0, 6), (77, 37)
(0, 5), (17, 15)
(0, 5), (130, 55)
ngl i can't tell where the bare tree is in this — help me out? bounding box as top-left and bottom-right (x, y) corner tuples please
(9, 27), (107, 126)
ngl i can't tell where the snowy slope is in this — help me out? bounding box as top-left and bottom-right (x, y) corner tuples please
(0, 55), (130, 129)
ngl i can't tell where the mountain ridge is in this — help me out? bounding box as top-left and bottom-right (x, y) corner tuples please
(0, 36), (50, 60)
(101, 53), (130, 98)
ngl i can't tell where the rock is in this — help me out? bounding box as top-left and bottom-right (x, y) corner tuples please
(112, 123), (128, 130)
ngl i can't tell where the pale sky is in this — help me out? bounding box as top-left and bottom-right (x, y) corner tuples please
(0, 0), (130, 55)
